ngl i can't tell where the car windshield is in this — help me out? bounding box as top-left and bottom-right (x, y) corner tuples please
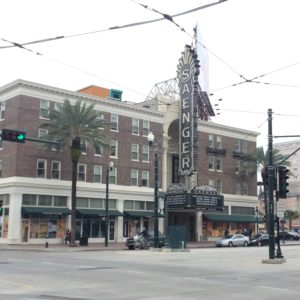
(225, 235), (233, 239)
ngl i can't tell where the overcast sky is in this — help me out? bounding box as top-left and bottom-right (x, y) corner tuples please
(1, 0), (300, 150)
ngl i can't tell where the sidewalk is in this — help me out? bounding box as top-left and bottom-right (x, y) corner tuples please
(0, 241), (216, 252)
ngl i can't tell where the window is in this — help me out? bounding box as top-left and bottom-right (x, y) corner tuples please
(96, 113), (105, 129)
(242, 183), (248, 195)
(235, 160), (240, 174)
(143, 120), (150, 136)
(131, 170), (138, 186)
(110, 140), (118, 158)
(208, 155), (214, 170)
(110, 114), (118, 131)
(242, 141), (248, 154)
(142, 145), (149, 162)
(94, 165), (102, 183)
(135, 201), (145, 210)
(94, 144), (103, 156)
(235, 139), (248, 154)
(0, 103), (5, 120)
(51, 161), (61, 179)
(81, 141), (87, 154)
(132, 118), (139, 135)
(37, 159), (47, 178)
(142, 171), (149, 187)
(216, 157), (222, 171)
(77, 197), (89, 208)
(40, 100), (49, 118)
(235, 183), (241, 195)
(39, 195), (52, 206)
(124, 200), (134, 210)
(109, 167), (117, 184)
(53, 196), (67, 207)
(78, 164), (86, 181)
(38, 128), (48, 139)
(215, 180), (222, 193)
(208, 134), (214, 148)
(22, 194), (37, 206)
(131, 144), (139, 161)
(90, 198), (104, 208)
(216, 136), (222, 149)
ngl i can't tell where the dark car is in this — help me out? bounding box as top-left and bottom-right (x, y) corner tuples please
(250, 233), (269, 246)
(125, 233), (165, 250)
(279, 231), (300, 241)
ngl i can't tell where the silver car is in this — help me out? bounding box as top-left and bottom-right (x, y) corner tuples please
(216, 234), (250, 247)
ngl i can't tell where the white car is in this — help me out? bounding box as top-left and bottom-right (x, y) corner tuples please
(216, 234), (250, 247)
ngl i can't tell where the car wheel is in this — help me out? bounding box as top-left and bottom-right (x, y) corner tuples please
(258, 241), (262, 247)
(128, 245), (134, 250)
(228, 242), (233, 247)
(244, 241), (248, 247)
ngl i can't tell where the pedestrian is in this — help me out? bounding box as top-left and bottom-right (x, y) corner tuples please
(249, 229), (252, 239)
(65, 228), (71, 245)
(224, 228), (229, 237)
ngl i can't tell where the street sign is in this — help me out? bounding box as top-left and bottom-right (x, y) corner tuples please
(277, 199), (284, 218)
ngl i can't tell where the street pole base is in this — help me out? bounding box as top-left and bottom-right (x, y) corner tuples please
(262, 258), (286, 264)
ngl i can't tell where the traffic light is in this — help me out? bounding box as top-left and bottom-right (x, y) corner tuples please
(1, 129), (26, 143)
(278, 165), (289, 198)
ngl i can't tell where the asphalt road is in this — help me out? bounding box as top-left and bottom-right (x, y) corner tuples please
(0, 245), (300, 300)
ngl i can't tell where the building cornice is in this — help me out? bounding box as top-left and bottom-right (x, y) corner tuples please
(0, 79), (164, 123)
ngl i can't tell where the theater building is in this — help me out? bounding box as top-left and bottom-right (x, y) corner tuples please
(0, 77), (258, 244)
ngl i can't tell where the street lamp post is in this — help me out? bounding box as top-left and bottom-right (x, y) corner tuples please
(255, 206), (259, 235)
(148, 132), (159, 248)
(105, 161), (114, 247)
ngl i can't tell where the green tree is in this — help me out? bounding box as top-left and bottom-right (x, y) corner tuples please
(242, 146), (290, 225)
(284, 210), (299, 231)
(42, 99), (109, 246)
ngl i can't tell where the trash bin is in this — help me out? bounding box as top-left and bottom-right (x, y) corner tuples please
(79, 235), (88, 246)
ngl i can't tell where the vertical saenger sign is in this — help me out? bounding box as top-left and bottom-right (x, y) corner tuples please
(177, 45), (200, 175)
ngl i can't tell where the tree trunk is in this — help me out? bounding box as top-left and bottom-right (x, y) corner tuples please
(70, 157), (78, 247)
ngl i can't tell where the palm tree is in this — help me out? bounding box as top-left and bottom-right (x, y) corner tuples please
(242, 146), (290, 227)
(41, 99), (109, 246)
(284, 210), (299, 230)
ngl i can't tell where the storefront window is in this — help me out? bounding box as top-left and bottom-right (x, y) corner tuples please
(39, 195), (52, 206)
(30, 220), (39, 238)
(28, 218), (66, 239)
(90, 198), (103, 208)
(53, 196), (67, 207)
(48, 220), (57, 238)
(77, 197), (89, 208)
(124, 200), (134, 210)
(23, 194), (37, 205)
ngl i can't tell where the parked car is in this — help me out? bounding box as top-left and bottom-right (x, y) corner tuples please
(215, 234), (250, 247)
(279, 231), (300, 241)
(249, 233), (269, 246)
(125, 232), (165, 250)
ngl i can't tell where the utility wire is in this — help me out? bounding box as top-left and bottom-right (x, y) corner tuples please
(0, 0), (227, 49)
(1, 38), (147, 98)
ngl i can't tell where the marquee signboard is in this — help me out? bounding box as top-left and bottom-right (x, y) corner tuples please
(165, 192), (224, 211)
(177, 45), (200, 175)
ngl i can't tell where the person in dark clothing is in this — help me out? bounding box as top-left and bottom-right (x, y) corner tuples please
(224, 229), (229, 237)
(65, 229), (71, 245)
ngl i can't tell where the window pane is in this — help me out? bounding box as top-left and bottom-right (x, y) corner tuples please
(38, 195), (52, 206)
(146, 202), (154, 210)
(77, 197), (89, 208)
(90, 198), (103, 208)
(135, 201), (145, 210)
(53, 196), (67, 207)
(22, 194), (37, 205)
(143, 120), (150, 136)
(124, 200), (134, 210)
(132, 118), (139, 134)
(108, 199), (117, 209)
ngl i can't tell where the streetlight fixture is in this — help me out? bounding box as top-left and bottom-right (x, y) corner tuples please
(105, 161), (114, 247)
(148, 132), (159, 248)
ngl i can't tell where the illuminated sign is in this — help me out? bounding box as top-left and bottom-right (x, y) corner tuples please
(177, 45), (199, 175)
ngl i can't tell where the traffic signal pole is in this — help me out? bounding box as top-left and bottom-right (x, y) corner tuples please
(267, 109), (275, 259)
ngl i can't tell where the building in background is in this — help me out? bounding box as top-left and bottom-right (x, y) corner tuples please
(0, 79), (259, 244)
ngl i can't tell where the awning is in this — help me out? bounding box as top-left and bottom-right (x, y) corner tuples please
(76, 209), (123, 217)
(203, 213), (257, 223)
(123, 210), (165, 218)
(22, 207), (71, 215)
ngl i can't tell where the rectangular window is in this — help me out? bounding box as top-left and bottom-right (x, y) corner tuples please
(110, 140), (118, 158)
(216, 136), (222, 149)
(110, 114), (118, 131)
(143, 120), (150, 136)
(235, 139), (241, 152)
(131, 144), (139, 161)
(81, 141), (87, 154)
(215, 180), (222, 193)
(77, 197), (89, 208)
(132, 118), (139, 135)
(216, 158), (222, 171)
(40, 100), (49, 118)
(142, 145), (149, 162)
(131, 170), (138, 186)
(208, 155), (214, 170)
(53, 196), (67, 207)
(78, 164), (86, 181)
(90, 198), (104, 208)
(146, 202), (154, 210)
(38, 128), (48, 139)
(38, 195), (52, 206)
(242, 182), (248, 195)
(235, 160), (240, 174)
(96, 113), (105, 129)
(0, 103), (5, 120)
(109, 167), (117, 184)
(242, 141), (248, 154)
(37, 159), (47, 178)
(208, 134), (214, 148)
(208, 179), (214, 188)
(142, 171), (149, 187)
(235, 183), (241, 195)
(135, 201), (145, 210)
(94, 144), (103, 156)
(94, 165), (102, 183)
(124, 200), (134, 210)
(51, 161), (61, 179)
(22, 194), (37, 206)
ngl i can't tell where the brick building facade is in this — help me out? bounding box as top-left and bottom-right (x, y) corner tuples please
(0, 79), (259, 244)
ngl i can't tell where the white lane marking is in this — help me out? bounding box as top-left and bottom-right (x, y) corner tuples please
(257, 285), (289, 292)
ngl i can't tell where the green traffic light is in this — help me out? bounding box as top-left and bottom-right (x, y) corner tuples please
(17, 134), (25, 141)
